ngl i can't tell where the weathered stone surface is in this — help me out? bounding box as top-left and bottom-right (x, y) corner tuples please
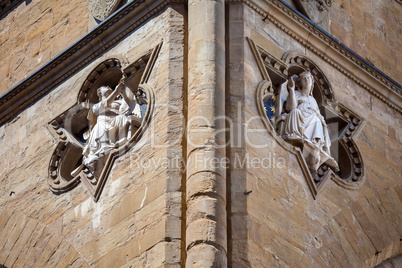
(186, 244), (227, 268)
(0, 0), (400, 267)
(0, 3), (186, 267)
(226, 3), (402, 267)
(330, 0), (402, 83)
(0, 0), (89, 95)
(88, 0), (122, 21)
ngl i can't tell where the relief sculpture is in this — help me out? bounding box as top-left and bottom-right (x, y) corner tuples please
(88, 0), (124, 21)
(71, 75), (143, 180)
(289, 0), (332, 31)
(280, 71), (338, 173)
(250, 38), (365, 198)
(47, 43), (161, 201)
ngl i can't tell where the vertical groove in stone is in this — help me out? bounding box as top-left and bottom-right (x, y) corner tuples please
(186, 0), (227, 266)
(224, 3), (232, 267)
(181, 3), (189, 267)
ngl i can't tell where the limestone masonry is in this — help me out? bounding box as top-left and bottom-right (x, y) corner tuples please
(0, 0), (401, 267)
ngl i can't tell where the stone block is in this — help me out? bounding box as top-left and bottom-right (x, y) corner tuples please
(363, 194), (399, 244)
(328, 216), (365, 266)
(95, 245), (127, 268)
(22, 227), (54, 267)
(350, 201), (386, 253)
(186, 196), (226, 226)
(186, 218), (227, 251)
(187, 149), (226, 179)
(45, 242), (75, 268)
(319, 225), (355, 267)
(0, 56), (10, 82)
(377, 190), (402, 234)
(53, 246), (81, 268)
(187, 171), (226, 200)
(0, 214), (28, 255)
(0, 210), (11, 232)
(26, 11), (53, 42)
(3, 217), (38, 267)
(109, 177), (167, 228)
(249, 222), (306, 267)
(77, 219), (131, 262)
(230, 215), (248, 240)
(133, 218), (166, 258)
(8, 224), (45, 267)
(135, 194), (168, 231)
(186, 243), (227, 268)
(0, 24), (9, 47)
(143, 242), (166, 267)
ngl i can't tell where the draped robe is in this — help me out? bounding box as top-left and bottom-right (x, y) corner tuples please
(83, 95), (141, 167)
(283, 90), (331, 154)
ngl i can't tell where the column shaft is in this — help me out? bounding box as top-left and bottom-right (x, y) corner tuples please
(186, 0), (227, 266)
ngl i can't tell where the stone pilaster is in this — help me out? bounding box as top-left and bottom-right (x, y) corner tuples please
(186, 0), (227, 266)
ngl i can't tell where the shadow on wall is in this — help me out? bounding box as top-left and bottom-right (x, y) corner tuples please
(0, 0), (33, 20)
(375, 254), (402, 268)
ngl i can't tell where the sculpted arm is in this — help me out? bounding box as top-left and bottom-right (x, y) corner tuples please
(120, 84), (135, 104)
(105, 77), (125, 106)
(117, 73), (134, 102)
(285, 77), (297, 111)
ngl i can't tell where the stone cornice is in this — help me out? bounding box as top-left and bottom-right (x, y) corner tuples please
(0, 0), (23, 18)
(0, 0), (184, 126)
(228, 0), (402, 113)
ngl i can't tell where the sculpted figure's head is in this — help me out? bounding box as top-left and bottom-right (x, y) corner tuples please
(296, 71), (314, 95)
(97, 86), (113, 100)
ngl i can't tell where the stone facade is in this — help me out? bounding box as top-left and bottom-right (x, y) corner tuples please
(0, 3), (186, 266)
(228, 3), (401, 266)
(0, 0), (401, 267)
(329, 0), (402, 84)
(0, 0), (89, 95)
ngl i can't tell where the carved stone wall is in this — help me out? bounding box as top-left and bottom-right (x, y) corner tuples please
(281, 0), (401, 84)
(0, 0), (89, 96)
(0, 4), (185, 267)
(227, 2), (402, 267)
(0, 0), (401, 267)
(328, 0), (402, 84)
(284, 0), (402, 83)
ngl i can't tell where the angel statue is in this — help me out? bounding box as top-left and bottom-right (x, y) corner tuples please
(72, 74), (142, 178)
(279, 71), (337, 173)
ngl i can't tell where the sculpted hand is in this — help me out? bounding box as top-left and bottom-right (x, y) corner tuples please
(115, 72), (127, 94)
(287, 76), (295, 91)
(119, 72), (127, 85)
(285, 75), (297, 111)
